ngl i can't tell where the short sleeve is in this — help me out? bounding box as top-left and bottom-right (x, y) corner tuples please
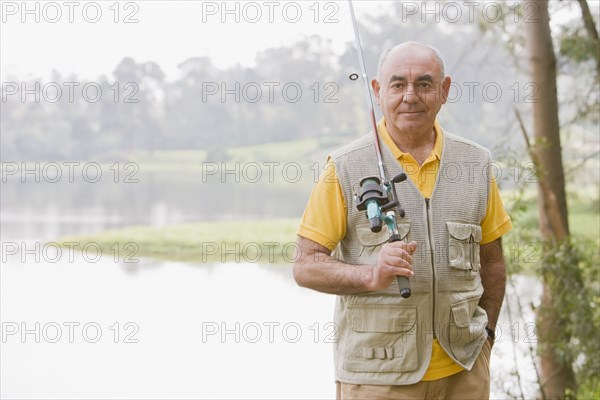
(480, 174), (513, 244)
(297, 158), (347, 251)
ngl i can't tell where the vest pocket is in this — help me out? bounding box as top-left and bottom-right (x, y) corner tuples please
(447, 297), (487, 363)
(447, 222), (482, 275)
(356, 222), (411, 261)
(343, 305), (418, 373)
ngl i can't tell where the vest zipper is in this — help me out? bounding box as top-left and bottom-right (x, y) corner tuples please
(424, 198), (436, 338)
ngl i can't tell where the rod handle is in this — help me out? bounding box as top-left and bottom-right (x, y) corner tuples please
(389, 234), (412, 298)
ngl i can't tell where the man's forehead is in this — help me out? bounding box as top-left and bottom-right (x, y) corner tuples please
(381, 58), (440, 81)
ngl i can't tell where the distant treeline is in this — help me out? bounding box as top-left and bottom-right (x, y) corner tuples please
(1, 2), (594, 162)
(1, 42), (355, 161)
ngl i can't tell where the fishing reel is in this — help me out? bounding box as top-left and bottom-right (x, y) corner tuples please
(355, 173), (407, 233)
(356, 173), (412, 298)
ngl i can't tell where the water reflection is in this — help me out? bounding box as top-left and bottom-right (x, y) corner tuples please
(1, 170), (311, 241)
(1, 255), (337, 399)
(1, 174), (543, 399)
(1, 251), (542, 399)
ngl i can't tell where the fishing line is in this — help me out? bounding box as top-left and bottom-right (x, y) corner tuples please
(347, 0), (411, 298)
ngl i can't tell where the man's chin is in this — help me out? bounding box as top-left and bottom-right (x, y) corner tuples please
(391, 120), (428, 135)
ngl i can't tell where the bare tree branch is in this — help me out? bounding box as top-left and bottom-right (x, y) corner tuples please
(560, 81), (600, 129)
(577, 0), (600, 72)
(513, 107), (568, 240)
(565, 150), (600, 177)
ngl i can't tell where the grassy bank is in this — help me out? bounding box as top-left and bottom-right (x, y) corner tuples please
(58, 218), (300, 264)
(127, 136), (348, 172)
(57, 194), (598, 265)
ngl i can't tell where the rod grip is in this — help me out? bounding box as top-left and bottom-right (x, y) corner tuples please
(396, 277), (411, 299)
(389, 234), (411, 298)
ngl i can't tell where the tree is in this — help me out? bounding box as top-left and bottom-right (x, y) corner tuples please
(522, 0), (598, 398)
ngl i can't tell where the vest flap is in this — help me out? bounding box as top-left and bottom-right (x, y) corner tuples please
(349, 305), (416, 333)
(357, 346), (399, 360)
(356, 224), (389, 246)
(451, 297), (478, 327)
(356, 222), (411, 247)
(446, 221), (473, 240)
(472, 225), (482, 242)
(447, 221), (482, 242)
(397, 222), (410, 240)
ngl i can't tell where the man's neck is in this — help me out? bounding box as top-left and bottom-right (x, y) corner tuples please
(388, 126), (437, 166)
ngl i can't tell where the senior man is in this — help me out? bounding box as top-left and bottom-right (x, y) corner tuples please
(293, 42), (512, 399)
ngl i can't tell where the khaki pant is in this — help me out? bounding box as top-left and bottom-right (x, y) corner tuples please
(337, 340), (492, 400)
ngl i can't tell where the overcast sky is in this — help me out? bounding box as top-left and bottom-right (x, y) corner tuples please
(1, 1), (392, 80)
(1, 0), (580, 82)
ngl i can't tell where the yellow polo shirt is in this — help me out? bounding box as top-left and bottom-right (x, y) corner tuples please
(298, 118), (512, 381)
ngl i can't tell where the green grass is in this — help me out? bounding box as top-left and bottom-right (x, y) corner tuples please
(501, 189), (599, 277)
(227, 139), (324, 162)
(125, 136), (350, 172)
(131, 149), (208, 165)
(57, 218), (300, 264)
(54, 178), (597, 265)
(569, 212), (600, 239)
(501, 187), (599, 239)
(56, 196), (597, 265)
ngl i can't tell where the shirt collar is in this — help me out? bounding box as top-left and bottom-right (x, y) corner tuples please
(377, 118), (443, 162)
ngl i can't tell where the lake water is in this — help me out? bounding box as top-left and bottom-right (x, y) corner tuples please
(1, 173), (542, 399)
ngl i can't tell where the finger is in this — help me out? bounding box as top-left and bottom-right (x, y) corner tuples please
(387, 241), (418, 255)
(381, 249), (413, 265)
(381, 255), (413, 271)
(382, 244), (410, 257)
(389, 253), (413, 267)
(406, 241), (418, 254)
(384, 265), (414, 278)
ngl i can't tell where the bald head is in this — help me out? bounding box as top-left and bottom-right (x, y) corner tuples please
(371, 41), (451, 140)
(377, 42), (446, 81)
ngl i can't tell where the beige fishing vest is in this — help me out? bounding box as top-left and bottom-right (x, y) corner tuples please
(330, 129), (490, 385)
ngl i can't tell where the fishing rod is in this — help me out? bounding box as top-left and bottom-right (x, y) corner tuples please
(348, 0), (411, 298)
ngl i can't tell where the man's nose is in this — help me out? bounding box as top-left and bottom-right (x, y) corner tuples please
(402, 87), (419, 104)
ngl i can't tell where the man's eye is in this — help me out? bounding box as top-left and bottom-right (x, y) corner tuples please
(417, 82), (432, 89)
(392, 83), (405, 89)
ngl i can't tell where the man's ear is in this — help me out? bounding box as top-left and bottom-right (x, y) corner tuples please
(371, 78), (381, 104)
(441, 76), (451, 104)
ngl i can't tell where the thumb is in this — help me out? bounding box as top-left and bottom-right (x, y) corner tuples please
(406, 241), (418, 254)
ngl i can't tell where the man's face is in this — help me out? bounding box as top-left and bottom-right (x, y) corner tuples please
(372, 46), (451, 138)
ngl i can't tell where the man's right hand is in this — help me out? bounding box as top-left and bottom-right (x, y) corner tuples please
(367, 241), (418, 291)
